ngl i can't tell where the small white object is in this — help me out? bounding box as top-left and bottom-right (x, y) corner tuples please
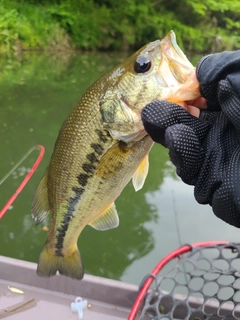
(71, 297), (88, 319)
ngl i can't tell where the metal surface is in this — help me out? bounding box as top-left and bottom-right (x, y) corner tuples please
(0, 255), (138, 319)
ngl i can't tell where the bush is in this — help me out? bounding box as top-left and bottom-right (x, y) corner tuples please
(0, 0), (239, 53)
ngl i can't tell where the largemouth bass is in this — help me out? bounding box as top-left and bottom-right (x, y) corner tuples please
(32, 31), (200, 280)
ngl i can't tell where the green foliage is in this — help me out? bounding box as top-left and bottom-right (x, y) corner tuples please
(0, 0), (240, 53)
(0, 0), (70, 52)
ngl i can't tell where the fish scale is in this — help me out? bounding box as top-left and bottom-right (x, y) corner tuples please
(32, 30), (200, 280)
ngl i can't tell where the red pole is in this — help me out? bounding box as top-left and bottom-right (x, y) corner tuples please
(0, 144), (45, 219)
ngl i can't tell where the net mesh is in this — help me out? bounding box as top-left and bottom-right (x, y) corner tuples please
(138, 243), (240, 320)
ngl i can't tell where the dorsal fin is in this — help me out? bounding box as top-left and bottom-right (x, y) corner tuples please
(32, 168), (50, 224)
(132, 154), (149, 191)
(88, 202), (119, 230)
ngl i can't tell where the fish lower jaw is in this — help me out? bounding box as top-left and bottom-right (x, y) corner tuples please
(108, 127), (147, 144)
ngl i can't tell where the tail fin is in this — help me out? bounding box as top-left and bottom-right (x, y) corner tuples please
(37, 244), (84, 280)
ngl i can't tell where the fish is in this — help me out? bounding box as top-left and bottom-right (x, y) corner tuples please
(32, 30), (200, 280)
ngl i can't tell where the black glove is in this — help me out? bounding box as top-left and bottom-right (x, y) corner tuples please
(141, 51), (240, 228)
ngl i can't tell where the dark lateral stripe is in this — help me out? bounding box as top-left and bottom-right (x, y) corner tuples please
(95, 129), (109, 143)
(55, 187), (84, 256)
(54, 129), (109, 256)
(87, 152), (99, 163)
(82, 163), (96, 174)
(77, 173), (89, 187)
(90, 143), (104, 155)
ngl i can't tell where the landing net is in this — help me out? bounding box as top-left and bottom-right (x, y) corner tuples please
(129, 241), (240, 320)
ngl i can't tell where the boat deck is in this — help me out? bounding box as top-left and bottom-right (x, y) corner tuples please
(0, 256), (138, 319)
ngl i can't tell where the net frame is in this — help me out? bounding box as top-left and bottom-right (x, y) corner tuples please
(128, 241), (240, 320)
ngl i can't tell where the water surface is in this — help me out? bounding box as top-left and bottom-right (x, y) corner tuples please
(0, 52), (239, 286)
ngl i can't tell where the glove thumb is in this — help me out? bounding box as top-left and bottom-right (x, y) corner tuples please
(218, 79), (240, 133)
(141, 100), (211, 145)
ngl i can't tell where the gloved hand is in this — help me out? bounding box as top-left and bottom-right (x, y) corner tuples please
(141, 51), (240, 227)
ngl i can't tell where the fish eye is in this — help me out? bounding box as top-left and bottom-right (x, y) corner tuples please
(134, 56), (151, 74)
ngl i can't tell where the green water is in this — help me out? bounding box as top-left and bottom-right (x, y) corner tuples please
(0, 52), (239, 286)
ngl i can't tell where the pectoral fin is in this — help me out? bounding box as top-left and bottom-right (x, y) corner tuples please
(32, 168), (50, 224)
(89, 203), (119, 230)
(132, 154), (149, 191)
(96, 142), (130, 178)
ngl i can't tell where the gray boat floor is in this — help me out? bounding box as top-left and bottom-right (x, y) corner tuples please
(0, 256), (138, 320)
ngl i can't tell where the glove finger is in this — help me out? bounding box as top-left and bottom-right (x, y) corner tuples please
(196, 51), (240, 110)
(218, 79), (240, 131)
(165, 124), (201, 184)
(199, 110), (219, 124)
(194, 111), (239, 206)
(142, 100), (212, 146)
(211, 145), (240, 227)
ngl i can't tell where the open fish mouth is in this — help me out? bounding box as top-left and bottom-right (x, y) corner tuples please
(159, 31), (195, 87)
(159, 31), (200, 102)
(162, 31), (192, 68)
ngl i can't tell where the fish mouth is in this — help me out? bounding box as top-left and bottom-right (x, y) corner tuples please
(158, 31), (200, 102)
(163, 31), (189, 62)
(160, 30), (194, 84)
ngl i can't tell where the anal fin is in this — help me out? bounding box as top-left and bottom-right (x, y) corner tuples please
(89, 203), (119, 231)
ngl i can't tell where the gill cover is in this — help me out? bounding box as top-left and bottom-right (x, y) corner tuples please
(100, 90), (146, 143)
